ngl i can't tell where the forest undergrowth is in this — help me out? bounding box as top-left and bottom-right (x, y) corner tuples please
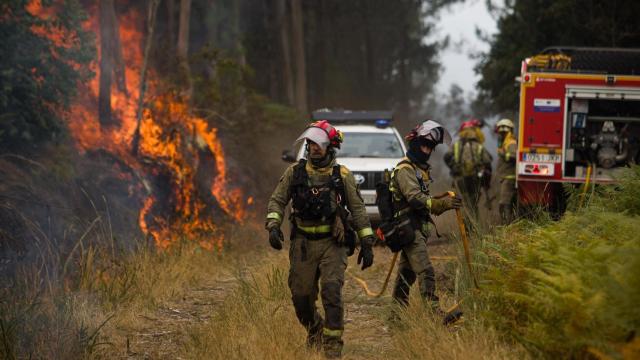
(2, 167), (639, 359)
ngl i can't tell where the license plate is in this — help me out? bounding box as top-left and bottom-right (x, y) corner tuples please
(362, 194), (377, 205)
(522, 153), (561, 163)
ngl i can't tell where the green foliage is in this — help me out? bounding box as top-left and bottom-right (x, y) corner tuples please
(477, 167), (640, 357)
(476, 0), (640, 114)
(599, 166), (640, 216)
(0, 0), (94, 152)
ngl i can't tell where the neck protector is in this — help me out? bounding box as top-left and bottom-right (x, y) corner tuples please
(407, 139), (431, 165)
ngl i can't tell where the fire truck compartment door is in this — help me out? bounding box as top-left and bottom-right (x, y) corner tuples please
(566, 86), (640, 100)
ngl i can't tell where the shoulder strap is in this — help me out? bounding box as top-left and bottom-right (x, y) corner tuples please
(475, 143), (484, 161)
(291, 159), (308, 187)
(332, 164), (347, 206)
(391, 159), (427, 193)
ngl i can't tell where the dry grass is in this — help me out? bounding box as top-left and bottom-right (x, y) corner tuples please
(183, 244), (525, 360)
(389, 300), (528, 360)
(0, 206), (534, 360)
(0, 219), (260, 359)
(184, 254), (324, 360)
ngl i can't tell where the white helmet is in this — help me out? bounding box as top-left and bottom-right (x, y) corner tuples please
(406, 120), (452, 146)
(495, 118), (515, 133)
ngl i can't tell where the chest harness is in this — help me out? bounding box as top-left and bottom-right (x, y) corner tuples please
(391, 159), (442, 239)
(290, 159), (352, 260)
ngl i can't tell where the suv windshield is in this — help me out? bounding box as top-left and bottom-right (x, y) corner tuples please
(336, 132), (404, 158)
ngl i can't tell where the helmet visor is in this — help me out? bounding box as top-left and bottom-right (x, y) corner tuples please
(416, 120), (452, 146)
(295, 127), (330, 150)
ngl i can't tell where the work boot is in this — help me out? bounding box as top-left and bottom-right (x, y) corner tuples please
(322, 329), (344, 358)
(306, 319), (323, 351)
(428, 300), (464, 326)
(443, 307), (464, 326)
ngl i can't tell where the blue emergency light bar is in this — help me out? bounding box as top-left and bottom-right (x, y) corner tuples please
(311, 109), (393, 127)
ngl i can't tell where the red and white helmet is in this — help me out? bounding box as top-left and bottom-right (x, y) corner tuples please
(405, 120), (452, 146)
(295, 120), (344, 150)
(459, 118), (482, 132)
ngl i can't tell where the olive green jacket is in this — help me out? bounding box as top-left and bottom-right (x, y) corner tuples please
(265, 159), (374, 240)
(390, 157), (449, 218)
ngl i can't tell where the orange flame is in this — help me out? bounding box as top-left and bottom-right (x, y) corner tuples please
(63, 4), (247, 250)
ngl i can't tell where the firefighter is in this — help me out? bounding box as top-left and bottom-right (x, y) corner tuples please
(444, 120), (493, 221)
(265, 120), (375, 358)
(390, 120), (462, 313)
(495, 118), (517, 224)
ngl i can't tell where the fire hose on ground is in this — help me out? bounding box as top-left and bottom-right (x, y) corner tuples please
(347, 191), (478, 322)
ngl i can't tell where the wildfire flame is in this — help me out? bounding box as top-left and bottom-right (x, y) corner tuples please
(46, 3), (248, 250)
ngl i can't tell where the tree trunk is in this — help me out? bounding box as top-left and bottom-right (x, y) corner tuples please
(263, 0), (278, 99)
(167, 0), (176, 53)
(311, 0), (326, 108)
(203, 0), (218, 82)
(232, 0), (245, 66)
(99, 0), (115, 126)
(110, 3), (126, 95)
(232, 0), (246, 115)
(289, 0), (307, 113)
(275, 0), (294, 106)
(360, 0), (374, 102)
(177, 0), (193, 101)
(132, 0), (160, 155)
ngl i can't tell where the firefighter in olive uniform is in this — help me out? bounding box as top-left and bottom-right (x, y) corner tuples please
(495, 118), (517, 224)
(444, 120), (493, 221)
(265, 120), (376, 358)
(390, 120), (462, 311)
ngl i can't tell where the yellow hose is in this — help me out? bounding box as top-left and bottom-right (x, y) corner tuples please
(349, 192), (479, 296)
(578, 163), (593, 208)
(349, 254), (457, 298)
(349, 252), (399, 298)
(448, 191), (480, 290)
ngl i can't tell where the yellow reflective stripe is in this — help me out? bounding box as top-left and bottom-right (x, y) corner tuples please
(357, 227), (374, 238)
(297, 224), (332, 234)
(503, 175), (516, 180)
(426, 197), (432, 209)
(394, 207), (410, 218)
(323, 328), (343, 337)
(266, 212), (282, 222)
(505, 152), (510, 162)
(453, 142), (460, 163)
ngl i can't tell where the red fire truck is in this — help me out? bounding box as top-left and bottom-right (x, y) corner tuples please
(516, 47), (640, 211)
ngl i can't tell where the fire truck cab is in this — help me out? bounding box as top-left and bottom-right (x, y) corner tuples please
(517, 47), (640, 210)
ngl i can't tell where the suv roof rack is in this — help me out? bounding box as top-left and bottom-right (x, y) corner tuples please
(311, 109), (393, 122)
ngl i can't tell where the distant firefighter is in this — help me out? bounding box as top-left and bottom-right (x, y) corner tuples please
(444, 119), (493, 221)
(494, 118), (517, 224)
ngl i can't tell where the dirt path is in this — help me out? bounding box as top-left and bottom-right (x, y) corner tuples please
(123, 276), (238, 359)
(119, 239), (459, 359)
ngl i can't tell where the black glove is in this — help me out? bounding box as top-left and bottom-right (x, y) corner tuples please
(442, 195), (463, 210)
(357, 236), (375, 270)
(268, 227), (284, 250)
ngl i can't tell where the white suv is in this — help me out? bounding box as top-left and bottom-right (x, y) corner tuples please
(283, 110), (407, 222)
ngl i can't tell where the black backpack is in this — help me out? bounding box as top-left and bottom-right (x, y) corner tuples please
(375, 166), (416, 252)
